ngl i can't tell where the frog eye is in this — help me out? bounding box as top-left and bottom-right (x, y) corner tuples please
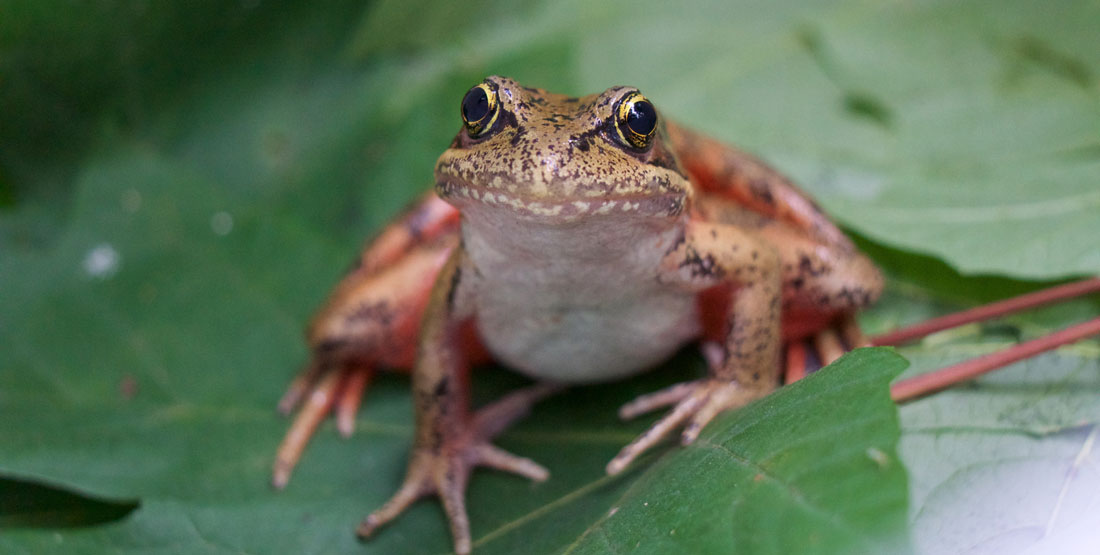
(460, 83), (499, 138)
(613, 92), (658, 150)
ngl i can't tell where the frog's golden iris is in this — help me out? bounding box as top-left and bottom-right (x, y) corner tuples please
(460, 82), (498, 138)
(614, 91), (658, 150)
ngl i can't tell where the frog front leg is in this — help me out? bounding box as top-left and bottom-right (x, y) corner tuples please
(607, 220), (782, 475)
(357, 248), (559, 555)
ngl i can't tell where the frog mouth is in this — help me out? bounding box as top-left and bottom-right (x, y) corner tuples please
(435, 177), (686, 220)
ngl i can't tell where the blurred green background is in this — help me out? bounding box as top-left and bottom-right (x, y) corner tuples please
(2, 1), (1098, 553)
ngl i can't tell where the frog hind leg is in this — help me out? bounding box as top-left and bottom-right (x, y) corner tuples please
(667, 121), (853, 251)
(273, 234), (457, 489)
(767, 217), (881, 378)
(354, 191), (461, 275)
(783, 315), (870, 382)
(279, 192), (459, 409)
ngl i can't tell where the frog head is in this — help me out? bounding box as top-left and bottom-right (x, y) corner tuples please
(434, 76), (691, 224)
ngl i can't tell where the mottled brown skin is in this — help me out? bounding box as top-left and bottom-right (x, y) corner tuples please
(276, 76), (882, 553)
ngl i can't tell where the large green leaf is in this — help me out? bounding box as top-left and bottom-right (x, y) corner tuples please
(862, 240), (1100, 554)
(2, 0), (1098, 553)
(556, 349), (908, 555)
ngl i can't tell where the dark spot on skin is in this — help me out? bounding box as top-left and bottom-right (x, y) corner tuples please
(435, 179), (460, 199)
(679, 247), (725, 280)
(315, 339), (347, 354)
(830, 286), (874, 309)
(752, 372), (761, 381)
(569, 126), (603, 154)
(510, 125), (527, 147)
(433, 376), (450, 398)
(646, 141), (684, 176)
(446, 267), (462, 313)
(791, 277), (805, 290)
(429, 424), (445, 450)
(749, 178), (775, 206)
(710, 230), (718, 239)
(563, 96), (580, 103)
(798, 254), (828, 277)
(495, 108), (520, 133)
(665, 229), (689, 258)
(348, 301), (394, 327)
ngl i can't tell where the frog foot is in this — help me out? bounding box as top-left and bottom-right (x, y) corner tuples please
(273, 362), (373, 489)
(607, 378), (764, 475)
(358, 382), (561, 555)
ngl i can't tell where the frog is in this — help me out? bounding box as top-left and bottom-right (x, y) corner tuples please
(274, 76), (883, 554)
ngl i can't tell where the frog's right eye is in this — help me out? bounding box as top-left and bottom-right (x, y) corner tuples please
(612, 91), (657, 150)
(461, 83), (499, 138)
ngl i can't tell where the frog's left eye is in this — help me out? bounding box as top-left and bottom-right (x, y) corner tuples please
(461, 83), (499, 138)
(613, 92), (658, 150)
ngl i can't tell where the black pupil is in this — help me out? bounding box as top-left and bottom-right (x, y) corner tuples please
(462, 87), (490, 124)
(626, 100), (657, 136)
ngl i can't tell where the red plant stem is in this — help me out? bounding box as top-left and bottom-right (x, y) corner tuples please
(871, 278), (1100, 347)
(890, 316), (1100, 402)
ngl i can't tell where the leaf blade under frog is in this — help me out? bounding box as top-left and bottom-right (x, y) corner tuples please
(471, 348), (910, 555)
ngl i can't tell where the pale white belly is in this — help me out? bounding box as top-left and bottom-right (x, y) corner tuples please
(475, 289), (701, 383)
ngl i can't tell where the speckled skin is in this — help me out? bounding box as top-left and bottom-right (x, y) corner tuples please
(277, 77), (883, 554)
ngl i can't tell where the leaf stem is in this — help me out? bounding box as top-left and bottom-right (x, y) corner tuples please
(890, 316), (1100, 402)
(871, 277), (1100, 346)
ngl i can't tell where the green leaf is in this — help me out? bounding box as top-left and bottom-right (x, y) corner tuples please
(894, 317), (1100, 553)
(2, 0), (1098, 554)
(0, 473), (139, 529)
(557, 349), (910, 555)
(905, 427), (1099, 555)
